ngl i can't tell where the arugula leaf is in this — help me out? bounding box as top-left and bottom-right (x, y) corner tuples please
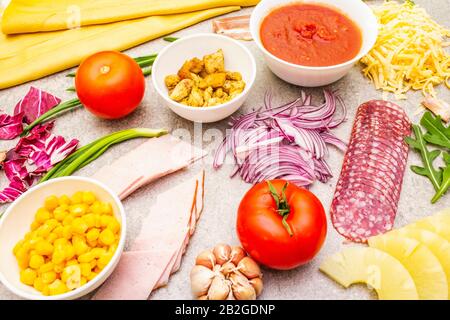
(444, 152), (450, 165)
(432, 164), (450, 203)
(405, 124), (443, 190)
(421, 112), (450, 149)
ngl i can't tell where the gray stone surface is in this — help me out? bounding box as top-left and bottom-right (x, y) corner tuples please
(0, 0), (449, 300)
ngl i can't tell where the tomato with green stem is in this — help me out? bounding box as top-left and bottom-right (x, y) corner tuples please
(237, 180), (327, 270)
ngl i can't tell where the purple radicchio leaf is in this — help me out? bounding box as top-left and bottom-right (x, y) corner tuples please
(0, 177), (28, 203)
(15, 122), (78, 174)
(0, 112), (24, 140)
(14, 86), (61, 124)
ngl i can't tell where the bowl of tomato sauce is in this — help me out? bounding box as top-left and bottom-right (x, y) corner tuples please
(250, 0), (378, 87)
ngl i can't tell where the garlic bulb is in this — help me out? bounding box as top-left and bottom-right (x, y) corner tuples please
(190, 244), (263, 300)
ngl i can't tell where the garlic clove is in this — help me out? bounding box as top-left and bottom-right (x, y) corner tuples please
(207, 276), (231, 300)
(237, 257), (262, 279)
(230, 246), (246, 265)
(249, 277), (263, 296)
(190, 265), (215, 297)
(213, 243), (231, 265)
(195, 249), (216, 270)
(231, 277), (257, 300)
(198, 295), (208, 300)
(220, 262), (236, 276)
(226, 289), (236, 300)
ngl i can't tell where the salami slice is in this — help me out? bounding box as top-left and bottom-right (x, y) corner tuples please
(330, 100), (411, 243)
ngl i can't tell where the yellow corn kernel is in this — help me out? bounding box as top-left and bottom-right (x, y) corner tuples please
(30, 220), (41, 231)
(100, 215), (113, 228)
(35, 208), (51, 223)
(41, 284), (50, 296)
(108, 243), (118, 254)
(107, 219), (121, 234)
(100, 202), (112, 215)
(18, 258), (30, 270)
(91, 248), (106, 259)
(80, 277), (87, 286)
(90, 201), (102, 215)
(64, 243), (75, 261)
(66, 259), (78, 266)
(99, 229), (115, 246)
(44, 195), (59, 211)
(35, 240), (54, 256)
(29, 254), (45, 269)
(13, 240), (24, 255)
(46, 232), (58, 244)
(48, 279), (68, 296)
(62, 215), (74, 226)
(20, 268), (37, 285)
(93, 267), (101, 273)
(41, 271), (57, 284)
(87, 272), (98, 281)
(72, 237), (89, 255)
(97, 253), (113, 270)
(79, 263), (91, 277)
(82, 213), (96, 228)
(53, 226), (64, 238)
(62, 225), (72, 239)
(70, 204), (87, 217)
(71, 217), (89, 234)
(58, 195), (71, 206)
(33, 277), (44, 291)
(71, 191), (83, 204)
(87, 239), (97, 248)
(54, 237), (68, 248)
(78, 252), (95, 263)
(82, 191), (96, 205)
(53, 207), (68, 222)
(93, 214), (102, 228)
(36, 225), (52, 238)
(39, 262), (54, 274)
(90, 259), (97, 269)
(52, 249), (65, 265)
(86, 228), (100, 242)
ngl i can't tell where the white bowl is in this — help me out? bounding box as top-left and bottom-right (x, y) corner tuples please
(250, 0), (378, 87)
(152, 33), (256, 123)
(0, 177), (126, 300)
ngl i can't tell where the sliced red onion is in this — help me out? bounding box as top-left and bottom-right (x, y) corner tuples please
(213, 90), (347, 187)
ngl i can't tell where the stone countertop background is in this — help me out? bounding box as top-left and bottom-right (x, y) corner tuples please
(0, 0), (449, 300)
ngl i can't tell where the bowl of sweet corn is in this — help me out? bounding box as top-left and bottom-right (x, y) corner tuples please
(0, 176), (126, 300)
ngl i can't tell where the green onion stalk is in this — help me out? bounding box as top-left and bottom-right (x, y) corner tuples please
(40, 128), (168, 183)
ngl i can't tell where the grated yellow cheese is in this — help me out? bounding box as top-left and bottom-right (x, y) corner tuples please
(360, 1), (450, 100)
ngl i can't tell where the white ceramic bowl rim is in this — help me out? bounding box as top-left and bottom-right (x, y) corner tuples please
(152, 33), (257, 112)
(250, 0), (378, 71)
(0, 176), (126, 300)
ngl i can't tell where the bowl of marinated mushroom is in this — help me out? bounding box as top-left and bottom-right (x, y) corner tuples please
(152, 34), (256, 123)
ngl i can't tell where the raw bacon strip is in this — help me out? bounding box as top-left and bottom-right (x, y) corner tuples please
(92, 135), (206, 200)
(212, 15), (252, 40)
(93, 171), (204, 300)
(330, 100), (411, 243)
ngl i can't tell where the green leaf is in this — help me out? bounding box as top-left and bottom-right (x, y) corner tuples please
(406, 124), (443, 190)
(421, 112), (450, 149)
(443, 152), (450, 165)
(163, 37), (178, 42)
(432, 165), (450, 203)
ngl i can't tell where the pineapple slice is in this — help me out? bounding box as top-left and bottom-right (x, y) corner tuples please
(391, 227), (450, 298)
(368, 234), (448, 299)
(411, 209), (450, 242)
(319, 247), (418, 300)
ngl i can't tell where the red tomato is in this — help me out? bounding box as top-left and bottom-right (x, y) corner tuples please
(75, 51), (145, 119)
(237, 180), (327, 270)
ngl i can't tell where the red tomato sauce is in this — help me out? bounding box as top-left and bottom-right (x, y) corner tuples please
(260, 3), (363, 67)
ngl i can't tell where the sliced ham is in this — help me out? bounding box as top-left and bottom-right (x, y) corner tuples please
(92, 170), (205, 300)
(212, 15), (252, 41)
(92, 134), (206, 200)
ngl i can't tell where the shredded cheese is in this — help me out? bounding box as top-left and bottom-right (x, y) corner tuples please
(360, 1), (450, 99)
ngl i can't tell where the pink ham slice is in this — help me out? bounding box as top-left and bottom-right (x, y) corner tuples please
(92, 134), (206, 200)
(212, 15), (252, 40)
(92, 170), (205, 300)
